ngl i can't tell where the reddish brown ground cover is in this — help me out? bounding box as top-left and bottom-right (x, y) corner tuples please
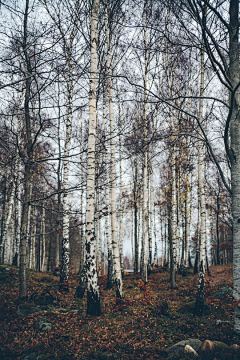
(0, 264), (235, 359)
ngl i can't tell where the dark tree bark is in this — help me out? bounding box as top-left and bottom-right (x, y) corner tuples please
(19, 0), (33, 301)
(194, 261), (205, 316)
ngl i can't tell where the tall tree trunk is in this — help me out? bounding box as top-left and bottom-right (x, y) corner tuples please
(85, 0), (101, 315)
(103, 78), (114, 289)
(142, 150), (149, 283)
(26, 183), (32, 268)
(19, 0), (33, 300)
(3, 179), (15, 264)
(148, 158), (154, 267)
(164, 209), (168, 266)
(117, 85), (124, 277)
(20, 165), (32, 301)
(170, 147), (177, 289)
(9, 210), (15, 266)
(194, 198), (201, 274)
(105, 4), (123, 298)
(185, 179), (191, 268)
(195, 33), (206, 316)
(0, 176), (7, 264)
(198, 37), (207, 268)
(133, 158), (139, 275)
(41, 206), (46, 272)
(216, 185), (221, 265)
(79, 158), (85, 274)
(97, 183), (102, 273)
(141, 0), (149, 283)
(29, 207), (37, 270)
(228, 0), (240, 334)
(55, 82), (62, 268)
(13, 149), (22, 267)
(59, 65), (73, 292)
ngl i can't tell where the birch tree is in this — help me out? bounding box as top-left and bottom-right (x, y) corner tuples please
(105, 2), (124, 298)
(141, 0), (150, 284)
(227, 0), (240, 332)
(2, 175), (15, 264)
(194, 35), (207, 316)
(43, 0), (82, 291)
(103, 80), (114, 289)
(19, 0), (35, 300)
(84, 0), (101, 315)
(167, 0), (239, 328)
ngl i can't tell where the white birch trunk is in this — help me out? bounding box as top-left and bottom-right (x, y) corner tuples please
(133, 158), (139, 274)
(59, 67), (73, 291)
(141, 0), (149, 283)
(9, 212), (15, 265)
(12, 92), (24, 267)
(198, 39), (206, 270)
(14, 150), (22, 267)
(194, 35), (206, 316)
(142, 150), (149, 283)
(185, 179), (190, 268)
(79, 125), (85, 274)
(109, 83), (123, 297)
(55, 82), (62, 268)
(29, 207), (36, 270)
(149, 158), (154, 266)
(79, 181), (85, 273)
(26, 182), (32, 268)
(85, 0), (101, 315)
(105, 4), (123, 297)
(97, 188), (102, 273)
(103, 77), (114, 288)
(105, 161), (113, 287)
(29, 205), (34, 271)
(117, 86), (124, 276)
(44, 0), (80, 290)
(3, 180), (15, 264)
(19, 0), (33, 300)
(41, 206), (46, 272)
(15, 186), (22, 267)
(164, 40), (178, 284)
(170, 145), (177, 288)
(177, 166), (182, 267)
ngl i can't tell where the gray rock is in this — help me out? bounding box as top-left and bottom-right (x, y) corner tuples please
(198, 339), (229, 358)
(54, 307), (68, 313)
(17, 304), (41, 316)
(35, 317), (53, 332)
(184, 344), (199, 356)
(21, 353), (46, 360)
(164, 338), (202, 356)
(213, 286), (233, 301)
(69, 309), (79, 313)
(216, 319), (233, 327)
(30, 291), (55, 305)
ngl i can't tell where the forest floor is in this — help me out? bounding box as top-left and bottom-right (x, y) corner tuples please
(0, 263), (236, 359)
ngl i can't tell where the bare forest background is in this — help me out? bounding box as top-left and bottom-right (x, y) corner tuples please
(1, 0), (239, 330)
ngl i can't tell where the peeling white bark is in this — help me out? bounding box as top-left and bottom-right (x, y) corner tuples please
(105, 4), (123, 297)
(85, 0), (101, 315)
